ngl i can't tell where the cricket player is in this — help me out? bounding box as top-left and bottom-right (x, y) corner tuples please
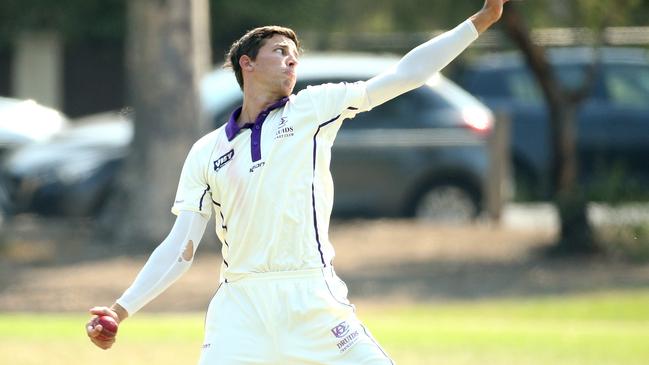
(87, 1), (509, 363)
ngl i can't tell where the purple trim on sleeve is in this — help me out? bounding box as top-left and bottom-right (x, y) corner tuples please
(211, 200), (227, 230)
(311, 114), (341, 267)
(198, 184), (210, 211)
(224, 97), (290, 162)
(219, 211), (228, 231)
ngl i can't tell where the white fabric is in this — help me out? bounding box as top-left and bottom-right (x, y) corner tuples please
(366, 19), (479, 108)
(172, 82), (371, 281)
(115, 211), (208, 315)
(198, 268), (393, 364)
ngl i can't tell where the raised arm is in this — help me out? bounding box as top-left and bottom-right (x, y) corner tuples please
(86, 210), (209, 349)
(366, 0), (509, 108)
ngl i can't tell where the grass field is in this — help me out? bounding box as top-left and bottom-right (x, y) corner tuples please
(1, 289), (648, 365)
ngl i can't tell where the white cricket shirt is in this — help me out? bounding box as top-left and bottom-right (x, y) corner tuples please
(172, 82), (371, 280)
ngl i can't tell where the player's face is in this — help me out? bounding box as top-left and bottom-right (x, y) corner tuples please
(250, 34), (299, 97)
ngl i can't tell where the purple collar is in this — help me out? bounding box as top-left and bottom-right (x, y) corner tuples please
(225, 97), (289, 141)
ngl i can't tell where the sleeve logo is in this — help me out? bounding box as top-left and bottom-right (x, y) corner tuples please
(213, 149), (234, 172)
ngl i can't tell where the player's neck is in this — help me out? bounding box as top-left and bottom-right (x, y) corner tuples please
(238, 86), (285, 128)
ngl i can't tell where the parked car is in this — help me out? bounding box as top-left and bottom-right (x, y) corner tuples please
(454, 47), (649, 201)
(1, 112), (131, 216)
(3, 54), (494, 222)
(0, 97), (68, 159)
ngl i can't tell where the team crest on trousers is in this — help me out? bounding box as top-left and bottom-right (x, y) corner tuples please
(331, 321), (350, 338)
(331, 321), (360, 353)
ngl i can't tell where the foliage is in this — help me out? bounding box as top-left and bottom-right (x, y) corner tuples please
(573, 0), (646, 28)
(586, 162), (649, 203)
(0, 0), (125, 45)
(3, 1), (649, 49)
(515, 0), (649, 28)
(597, 223), (649, 262)
(208, 0), (474, 56)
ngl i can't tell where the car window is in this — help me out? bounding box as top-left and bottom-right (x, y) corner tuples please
(506, 66), (599, 103)
(603, 64), (649, 107)
(463, 68), (542, 103)
(462, 70), (510, 98)
(465, 64), (603, 104)
(507, 70), (542, 103)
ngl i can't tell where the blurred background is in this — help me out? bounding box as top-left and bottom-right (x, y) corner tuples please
(1, 1), (649, 364)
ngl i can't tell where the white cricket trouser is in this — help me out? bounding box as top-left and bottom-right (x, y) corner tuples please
(197, 267), (394, 364)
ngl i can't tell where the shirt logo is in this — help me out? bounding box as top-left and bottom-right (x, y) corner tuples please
(214, 149), (234, 171)
(249, 161), (265, 173)
(275, 117), (294, 139)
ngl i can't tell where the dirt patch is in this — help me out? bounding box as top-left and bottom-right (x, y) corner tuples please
(1, 217), (648, 312)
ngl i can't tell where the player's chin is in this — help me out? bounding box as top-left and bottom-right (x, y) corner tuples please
(282, 79), (296, 96)
(281, 83), (295, 97)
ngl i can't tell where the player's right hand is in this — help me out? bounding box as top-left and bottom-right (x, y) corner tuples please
(86, 306), (120, 350)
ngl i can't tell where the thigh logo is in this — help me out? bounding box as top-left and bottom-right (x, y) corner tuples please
(331, 321), (360, 353)
(331, 321), (350, 338)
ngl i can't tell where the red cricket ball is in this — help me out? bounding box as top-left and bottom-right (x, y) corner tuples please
(91, 315), (119, 341)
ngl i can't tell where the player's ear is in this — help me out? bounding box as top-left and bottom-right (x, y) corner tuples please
(239, 55), (254, 72)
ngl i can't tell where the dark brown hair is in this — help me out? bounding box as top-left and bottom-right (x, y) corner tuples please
(224, 26), (301, 90)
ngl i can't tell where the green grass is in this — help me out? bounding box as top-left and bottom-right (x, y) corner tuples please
(1, 290), (649, 365)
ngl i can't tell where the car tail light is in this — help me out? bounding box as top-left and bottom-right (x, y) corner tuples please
(462, 108), (493, 133)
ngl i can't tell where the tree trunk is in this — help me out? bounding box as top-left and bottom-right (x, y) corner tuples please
(101, 0), (211, 245)
(554, 103), (596, 254)
(501, 4), (598, 254)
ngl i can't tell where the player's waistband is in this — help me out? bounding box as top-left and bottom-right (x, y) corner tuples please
(224, 266), (335, 283)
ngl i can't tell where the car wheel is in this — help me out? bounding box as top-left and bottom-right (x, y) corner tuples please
(414, 184), (478, 223)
